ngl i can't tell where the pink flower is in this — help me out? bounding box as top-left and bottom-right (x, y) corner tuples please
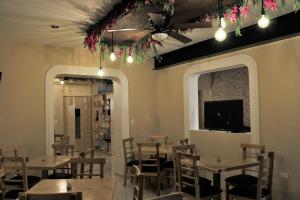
(230, 5), (239, 24)
(169, 0), (175, 4)
(205, 15), (213, 22)
(240, 5), (250, 18)
(223, 12), (229, 20)
(264, 0), (278, 11)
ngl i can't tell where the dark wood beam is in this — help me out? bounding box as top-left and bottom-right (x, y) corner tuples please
(154, 12), (300, 70)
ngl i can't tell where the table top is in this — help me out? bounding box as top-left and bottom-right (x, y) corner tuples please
(26, 156), (72, 170)
(27, 177), (116, 200)
(133, 145), (173, 155)
(197, 157), (259, 173)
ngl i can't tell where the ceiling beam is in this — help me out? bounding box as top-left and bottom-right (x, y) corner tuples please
(154, 12), (300, 70)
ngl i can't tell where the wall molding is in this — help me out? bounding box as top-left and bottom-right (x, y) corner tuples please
(45, 65), (129, 175)
(183, 54), (260, 144)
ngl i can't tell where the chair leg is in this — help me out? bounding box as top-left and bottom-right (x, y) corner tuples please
(226, 182), (230, 200)
(123, 166), (128, 186)
(157, 175), (160, 196)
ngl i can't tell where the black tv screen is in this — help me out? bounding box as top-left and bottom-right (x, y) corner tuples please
(204, 100), (243, 132)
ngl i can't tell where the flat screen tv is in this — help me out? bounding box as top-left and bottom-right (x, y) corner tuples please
(204, 100), (243, 132)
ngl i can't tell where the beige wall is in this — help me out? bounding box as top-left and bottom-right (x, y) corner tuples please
(0, 41), (157, 156)
(156, 36), (300, 199)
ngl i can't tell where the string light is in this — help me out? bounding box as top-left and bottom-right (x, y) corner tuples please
(60, 78), (65, 85)
(127, 46), (134, 63)
(215, 0), (227, 42)
(110, 32), (116, 61)
(97, 50), (104, 77)
(258, 0), (270, 28)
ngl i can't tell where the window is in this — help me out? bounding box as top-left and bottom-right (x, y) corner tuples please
(75, 108), (81, 139)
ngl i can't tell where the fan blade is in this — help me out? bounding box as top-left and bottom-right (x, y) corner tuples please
(106, 28), (139, 32)
(167, 30), (192, 44)
(148, 13), (165, 26)
(172, 22), (212, 30)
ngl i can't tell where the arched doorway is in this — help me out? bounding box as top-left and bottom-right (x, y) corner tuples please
(45, 65), (129, 175)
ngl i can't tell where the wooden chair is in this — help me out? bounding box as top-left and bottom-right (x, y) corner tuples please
(0, 156), (28, 200)
(150, 136), (168, 145)
(146, 192), (183, 200)
(133, 165), (144, 200)
(54, 134), (70, 145)
(71, 158), (106, 178)
(180, 138), (189, 145)
(123, 137), (138, 186)
(176, 152), (222, 200)
(0, 168), (5, 200)
(0, 148), (40, 190)
(137, 143), (166, 196)
(78, 148), (95, 179)
(227, 152), (274, 200)
(19, 192), (82, 200)
(225, 144), (265, 200)
(48, 144), (75, 179)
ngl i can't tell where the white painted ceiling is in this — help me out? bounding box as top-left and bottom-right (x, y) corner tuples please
(0, 0), (294, 54)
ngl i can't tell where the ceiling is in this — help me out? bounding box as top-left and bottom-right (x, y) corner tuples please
(0, 0), (294, 54)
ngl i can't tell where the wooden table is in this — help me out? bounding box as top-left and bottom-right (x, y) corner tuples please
(27, 177), (116, 200)
(133, 145), (173, 155)
(26, 156), (73, 178)
(196, 157), (259, 187)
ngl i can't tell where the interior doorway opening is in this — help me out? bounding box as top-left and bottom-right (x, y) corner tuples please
(46, 65), (129, 176)
(53, 77), (113, 154)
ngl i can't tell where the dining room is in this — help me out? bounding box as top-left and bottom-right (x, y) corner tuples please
(0, 0), (300, 200)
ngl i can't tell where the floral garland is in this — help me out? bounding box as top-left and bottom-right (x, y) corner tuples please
(84, 0), (175, 62)
(84, 0), (299, 63)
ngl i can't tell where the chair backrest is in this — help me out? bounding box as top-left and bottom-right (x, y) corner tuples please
(0, 156), (28, 191)
(172, 145), (195, 190)
(0, 147), (20, 157)
(241, 143), (265, 174)
(52, 144), (75, 156)
(256, 152), (274, 200)
(19, 192), (83, 200)
(123, 137), (135, 164)
(150, 135), (168, 145)
(54, 134), (70, 145)
(146, 192), (183, 200)
(71, 158), (105, 178)
(180, 138), (189, 145)
(133, 165), (144, 200)
(78, 148), (95, 178)
(137, 143), (161, 174)
(176, 152), (201, 200)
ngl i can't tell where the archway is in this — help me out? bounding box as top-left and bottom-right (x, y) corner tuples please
(45, 65), (129, 175)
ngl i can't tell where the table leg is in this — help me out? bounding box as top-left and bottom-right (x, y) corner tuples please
(41, 170), (49, 179)
(213, 172), (221, 188)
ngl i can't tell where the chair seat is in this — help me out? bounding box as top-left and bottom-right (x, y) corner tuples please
(47, 173), (73, 179)
(229, 186), (270, 199)
(164, 160), (174, 168)
(5, 175), (41, 188)
(225, 174), (258, 186)
(141, 159), (166, 173)
(4, 190), (23, 199)
(126, 160), (139, 167)
(182, 184), (222, 198)
(182, 176), (212, 186)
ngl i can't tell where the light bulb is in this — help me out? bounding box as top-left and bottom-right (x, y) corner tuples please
(127, 55), (134, 63)
(97, 67), (104, 77)
(60, 79), (64, 85)
(221, 17), (226, 28)
(110, 52), (116, 61)
(258, 14), (270, 29)
(214, 27), (227, 42)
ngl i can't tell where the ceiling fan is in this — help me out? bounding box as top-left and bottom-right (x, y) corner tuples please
(106, 11), (212, 44)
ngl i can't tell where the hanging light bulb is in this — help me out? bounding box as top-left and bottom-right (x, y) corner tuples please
(127, 55), (134, 63)
(221, 17), (226, 28)
(215, 27), (227, 42)
(110, 52), (116, 61)
(215, 0), (226, 42)
(97, 49), (104, 77)
(110, 32), (116, 62)
(97, 66), (104, 76)
(258, 14), (270, 28)
(258, 0), (270, 29)
(60, 78), (65, 85)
